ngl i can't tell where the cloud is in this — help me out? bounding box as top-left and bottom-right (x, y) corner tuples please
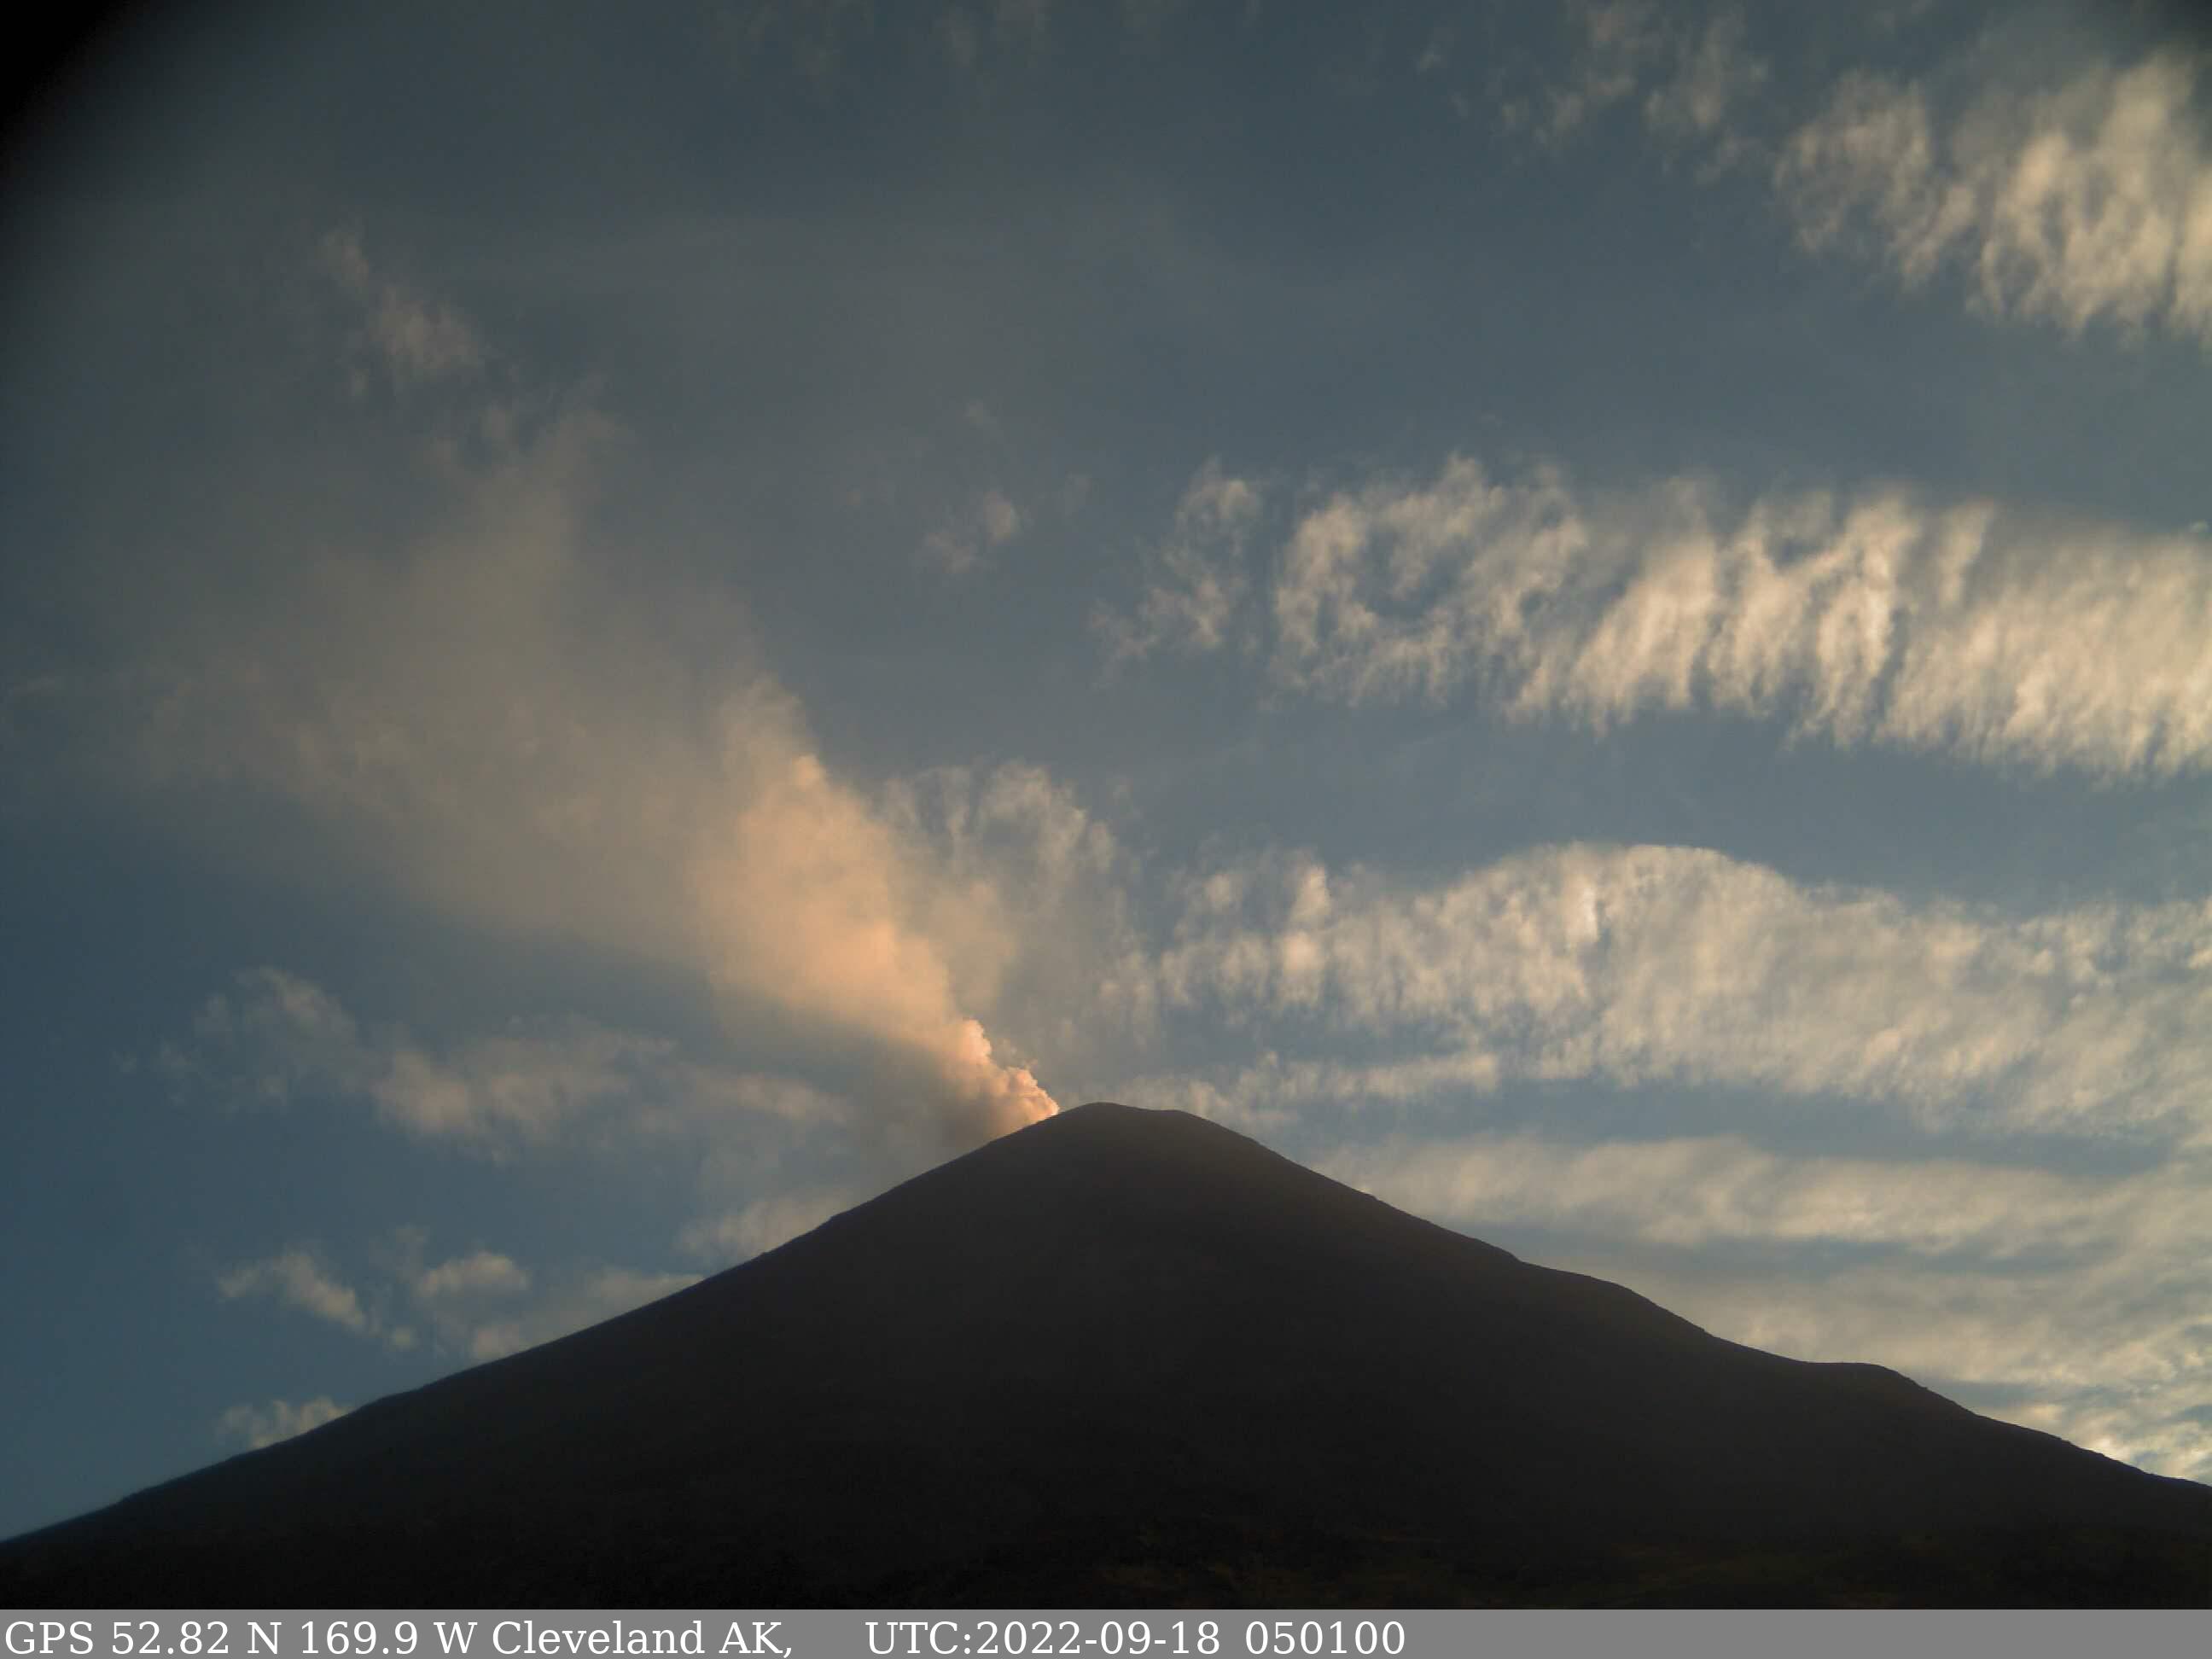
(1776, 45), (2212, 345)
(1093, 460), (1260, 667)
(1324, 1131), (2188, 1262)
(1502, 2), (1665, 147)
(155, 969), (365, 1106)
(216, 1397), (351, 1451)
(1150, 841), (2212, 1144)
(159, 969), (854, 1150)
(1326, 1130), (2212, 1484)
(1496, 3), (1767, 158)
(678, 1189), (852, 1263)
(253, 1234), (700, 1367)
(920, 487), (1024, 575)
(320, 228), (486, 394)
(371, 1026), (711, 1144)
(1137, 452), (2212, 778)
(1650, 1250), (2212, 1480)
(217, 1249), (370, 1334)
(412, 1250), (531, 1301)
(65, 232), (1071, 1150)
(1500, 15), (2207, 341)
(1641, 10), (1768, 161)
(217, 1249), (413, 1349)
(881, 760), (1156, 1058)
(460, 1266), (699, 1363)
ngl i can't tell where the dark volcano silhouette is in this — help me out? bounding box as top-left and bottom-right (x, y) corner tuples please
(5, 1103), (2209, 1605)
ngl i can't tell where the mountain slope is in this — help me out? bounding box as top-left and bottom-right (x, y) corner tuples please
(5, 1102), (2209, 1605)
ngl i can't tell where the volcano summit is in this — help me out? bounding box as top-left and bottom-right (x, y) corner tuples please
(3, 1103), (2208, 1605)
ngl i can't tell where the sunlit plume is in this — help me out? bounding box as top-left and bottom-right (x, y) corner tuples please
(693, 745), (1057, 1144)
(57, 279), (1072, 1157)
(941, 1017), (1059, 1135)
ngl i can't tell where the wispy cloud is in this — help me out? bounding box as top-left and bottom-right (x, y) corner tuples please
(217, 1249), (413, 1350)
(1327, 1130), (2212, 1483)
(157, 969), (847, 1150)
(393, 1233), (693, 1364)
(1324, 1131), (2192, 1261)
(456, 1266), (698, 1363)
(1641, 10), (1768, 162)
(1497, 3), (1768, 158)
(1126, 453), (2212, 777)
(1777, 45), (2212, 346)
(156, 970), (365, 1107)
(216, 1397), (351, 1451)
(1501, 15), (2209, 346)
(1093, 460), (1260, 667)
(1635, 1246), (2212, 1481)
(412, 1249), (532, 1302)
(678, 1189), (852, 1263)
(1499, 2), (1663, 147)
(882, 759), (1155, 1065)
(920, 487), (1024, 575)
(1150, 841), (2212, 1144)
(320, 228), (486, 395)
(224, 1232), (698, 1370)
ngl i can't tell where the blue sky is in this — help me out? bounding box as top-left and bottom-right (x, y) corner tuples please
(4, 0), (2211, 1536)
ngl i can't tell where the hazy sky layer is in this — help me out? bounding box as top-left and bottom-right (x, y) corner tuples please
(4, 0), (2211, 1535)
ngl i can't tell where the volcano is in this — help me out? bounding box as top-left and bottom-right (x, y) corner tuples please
(3, 1102), (2209, 1605)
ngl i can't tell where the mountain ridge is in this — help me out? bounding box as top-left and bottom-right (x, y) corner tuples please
(5, 1101), (2208, 1606)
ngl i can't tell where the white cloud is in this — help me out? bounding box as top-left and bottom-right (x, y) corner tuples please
(921, 487), (1024, 575)
(1777, 46), (2212, 345)
(1638, 1252), (2212, 1481)
(216, 1397), (351, 1451)
(1101, 1066), (1301, 1133)
(682, 1071), (854, 1126)
(882, 759), (1155, 1058)
(462, 1266), (699, 1363)
(157, 968), (366, 1105)
(1508, 2), (1665, 146)
(1324, 1132), (2192, 1261)
(160, 969), (854, 1150)
(1144, 453), (2212, 778)
(1497, 3), (1767, 158)
(248, 1233), (699, 1368)
(372, 1025), (690, 1143)
(217, 1249), (410, 1347)
(1327, 1130), (2212, 1484)
(1152, 841), (2212, 1144)
(412, 1249), (531, 1302)
(1093, 460), (1261, 666)
(1641, 11), (1767, 161)
(678, 1189), (851, 1263)
(1503, 16), (2209, 341)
